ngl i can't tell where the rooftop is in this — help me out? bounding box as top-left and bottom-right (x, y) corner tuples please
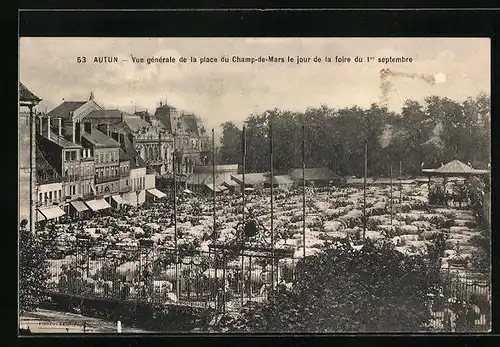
(84, 109), (124, 121)
(19, 82), (42, 104)
(288, 167), (342, 181)
(47, 101), (87, 119)
(422, 159), (490, 176)
(81, 129), (120, 148)
(37, 132), (82, 149)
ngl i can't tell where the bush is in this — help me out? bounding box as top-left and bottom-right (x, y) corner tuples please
(19, 226), (51, 313)
(209, 239), (440, 332)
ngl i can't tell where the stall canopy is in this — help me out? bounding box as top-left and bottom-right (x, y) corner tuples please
(71, 201), (89, 213)
(85, 199), (111, 211)
(147, 188), (167, 199)
(37, 206), (66, 220)
(111, 195), (129, 205)
(422, 159), (490, 177)
(205, 183), (223, 192)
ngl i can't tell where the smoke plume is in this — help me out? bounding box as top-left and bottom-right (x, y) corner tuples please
(378, 69), (446, 108)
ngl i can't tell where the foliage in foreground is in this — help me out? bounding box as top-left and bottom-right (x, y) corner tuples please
(19, 227), (51, 313)
(209, 239), (441, 332)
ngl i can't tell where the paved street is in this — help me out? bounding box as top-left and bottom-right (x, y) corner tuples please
(20, 309), (156, 334)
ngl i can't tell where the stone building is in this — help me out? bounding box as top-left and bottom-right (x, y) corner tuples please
(19, 82), (41, 231)
(152, 101), (211, 175)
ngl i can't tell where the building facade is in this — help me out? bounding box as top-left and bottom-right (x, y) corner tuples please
(19, 83), (41, 230)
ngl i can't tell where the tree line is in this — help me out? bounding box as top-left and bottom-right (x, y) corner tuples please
(217, 94), (490, 177)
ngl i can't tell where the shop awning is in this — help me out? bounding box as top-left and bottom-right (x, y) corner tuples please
(147, 188), (166, 199)
(217, 185), (228, 192)
(111, 195), (129, 205)
(37, 206), (66, 220)
(71, 201), (89, 212)
(85, 199), (111, 211)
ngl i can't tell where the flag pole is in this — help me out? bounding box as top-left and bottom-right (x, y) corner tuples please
(302, 124), (306, 258)
(269, 121), (275, 290)
(363, 140), (367, 241)
(173, 134), (179, 298)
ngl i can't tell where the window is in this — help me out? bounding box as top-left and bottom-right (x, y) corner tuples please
(65, 152), (70, 161)
(39, 193), (43, 202)
(100, 154), (104, 163)
(59, 189), (62, 198)
(71, 151), (76, 161)
(44, 192), (48, 201)
(126, 179), (129, 186)
(48, 191), (52, 200)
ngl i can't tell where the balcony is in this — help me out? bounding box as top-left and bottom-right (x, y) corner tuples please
(120, 185), (132, 193)
(146, 158), (165, 165)
(62, 175), (80, 183)
(35, 200), (63, 208)
(82, 192), (94, 200)
(95, 175), (120, 184)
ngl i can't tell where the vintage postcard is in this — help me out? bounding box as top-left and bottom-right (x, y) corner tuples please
(19, 37), (491, 334)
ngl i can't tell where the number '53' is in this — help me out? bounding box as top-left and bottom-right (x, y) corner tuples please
(76, 57), (87, 63)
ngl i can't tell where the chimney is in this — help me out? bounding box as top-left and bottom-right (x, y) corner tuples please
(47, 117), (51, 141)
(38, 115), (43, 135)
(58, 118), (62, 137)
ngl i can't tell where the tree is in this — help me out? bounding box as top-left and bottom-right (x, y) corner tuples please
(210, 239), (440, 332)
(19, 221), (51, 313)
(218, 121), (241, 165)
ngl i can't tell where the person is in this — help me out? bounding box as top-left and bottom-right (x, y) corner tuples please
(20, 219), (28, 231)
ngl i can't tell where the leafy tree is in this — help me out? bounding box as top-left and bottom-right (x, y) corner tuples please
(19, 222), (51, 313)
(210, 239), (440, 332)
(218, 121), (242, 165)
(217, 94), (490, 177)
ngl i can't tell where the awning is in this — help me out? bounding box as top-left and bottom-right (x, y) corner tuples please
(111, 195), (129, 205)
(37, 206), (66, 220)
(217, 185), (228, 192)
(205, 183), (221, 192)
(85, 199), (111, 211)
(147, 188), (167, 199)
(71, 201), (89, 212)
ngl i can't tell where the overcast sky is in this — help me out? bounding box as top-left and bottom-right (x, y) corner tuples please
(20, 38), (490, 135)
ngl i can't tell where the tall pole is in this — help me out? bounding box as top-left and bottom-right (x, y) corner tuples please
(399, 160), (403, 203)
(173, 135), (179, 298)
(242, 126), (246, 222)
(363, 140), (367, 241)
(29, 106), (34, 234)
(241, 125), (246, 307)
(269, 122), (274, 290)
(212, 128), (218, 298)
(302, 125), (306, 258)
(390, 162), (393, 225)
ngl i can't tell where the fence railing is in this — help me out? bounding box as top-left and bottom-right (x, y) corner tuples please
(45, 246), (297, 313)
(43, 242), (489, 331)
(428, 270), (491, 332)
